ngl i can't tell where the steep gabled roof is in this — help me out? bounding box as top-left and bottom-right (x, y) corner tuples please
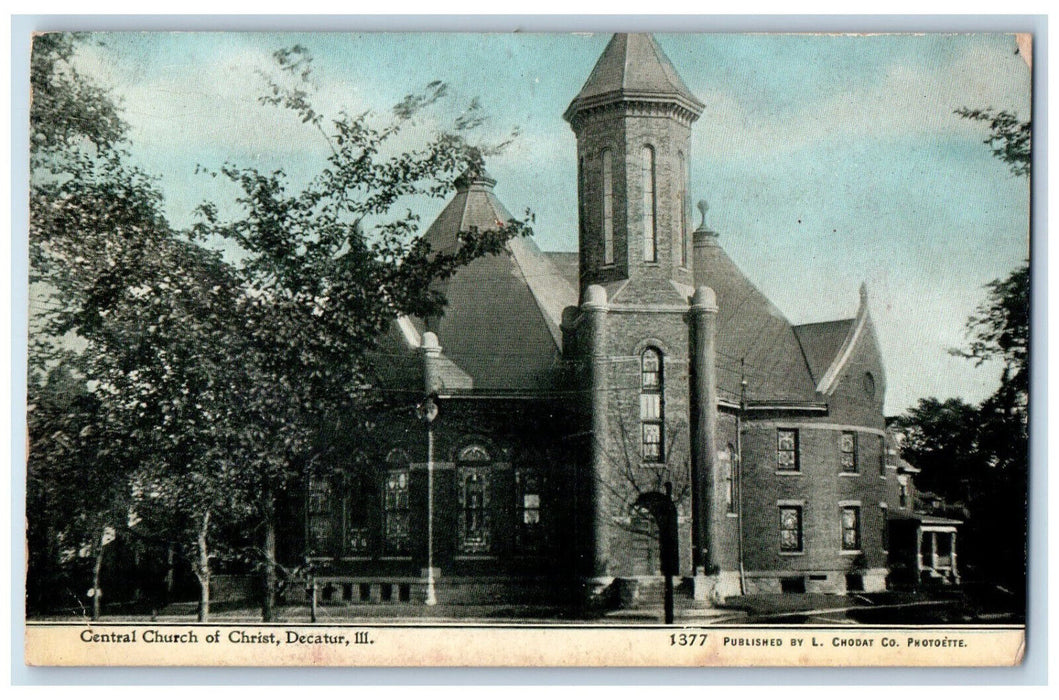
(544, 251), (579, 289)
(793, 318), (856, 385)
(564, 33), (704, 121)
(696, 237), (818, 404)
(416, 166), (577, 393)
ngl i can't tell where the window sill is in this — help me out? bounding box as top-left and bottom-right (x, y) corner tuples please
(378, 556), (412, 561)
(726, 512), (738, 518)
(840, 550), (863, 556)
(780, 551), (806, 557)
(339, 556), (374, 562)
(455, 555), (497, 561)
(839, 472), (860, 477)
(775, 470), (801, 476)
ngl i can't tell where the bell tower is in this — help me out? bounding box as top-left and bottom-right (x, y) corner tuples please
(564, 33), (704, 304)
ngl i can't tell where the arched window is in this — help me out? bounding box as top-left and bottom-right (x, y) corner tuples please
(678, 151), (688, 268)
(457, 444), (493, 554)
(641, 146), (657, 262)
(602, 148), (614, 265)
(640, 348), (664, 462)
(306, 473), (333, 556)
(382, 450), (410, 556)
(344, 471), (373, 556)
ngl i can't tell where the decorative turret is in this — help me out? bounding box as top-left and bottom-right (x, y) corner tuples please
(565, 34), (705, 303)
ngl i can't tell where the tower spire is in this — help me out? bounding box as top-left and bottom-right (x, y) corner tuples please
(566, 33), (703, 302)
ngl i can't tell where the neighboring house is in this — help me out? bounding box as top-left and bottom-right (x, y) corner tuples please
(286, 33), (948, 606)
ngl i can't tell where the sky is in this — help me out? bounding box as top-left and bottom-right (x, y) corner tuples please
(63, 31), (1031, 415)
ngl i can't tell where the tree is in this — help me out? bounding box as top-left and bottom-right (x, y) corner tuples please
(29, 33), (157, 619)
(29, 34), (254, 621)
(955, 108), (1031, 177)
(889, 397), (981, 504)
(192, 46), (532, 620)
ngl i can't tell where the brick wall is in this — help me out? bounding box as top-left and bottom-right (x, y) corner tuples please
(574, 105), (694, 296)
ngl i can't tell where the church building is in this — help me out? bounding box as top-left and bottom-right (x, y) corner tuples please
(290, 33), (945, 608)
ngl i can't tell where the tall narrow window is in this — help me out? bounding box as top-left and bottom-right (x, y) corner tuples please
(841, 506), (861, 551)
(898, 477), (910, 508)
(780, 506), (803, 553)
(678, 151), (688, 268)
(841, 431), (858, 473)
(602, 149), (614, 265)
(577, 155), (586, 243)
(515, 468), (544, 553)
(879, 435), (887, 476)
(307, 475), (333, 556)
(457, 445), (492, 554)
(640, 348), (664, 462)
(724, 444), (737, 513)
(344, 472), (372, 556)
(880, 504), (889, 551)
(777, 429), (799, 471)
(641, 146), (657, 262)
(383, 468), (410, 556)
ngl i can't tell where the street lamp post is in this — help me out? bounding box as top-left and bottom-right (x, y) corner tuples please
(419, 396), (439, 606)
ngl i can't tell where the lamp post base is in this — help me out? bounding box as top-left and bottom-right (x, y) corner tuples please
(421, 567), (440, 606)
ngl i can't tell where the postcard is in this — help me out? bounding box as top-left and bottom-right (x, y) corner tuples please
(24, 29), (1031, 667)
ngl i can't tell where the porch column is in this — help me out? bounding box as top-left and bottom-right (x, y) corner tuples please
(916, 528), (924, 574)
(950, 531), (959, 583)
(930, 531), (939, 570)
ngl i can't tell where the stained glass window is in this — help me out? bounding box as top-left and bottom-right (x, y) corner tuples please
(458, 465), (492, 554)
(307, 476), (332, 556)
(780, 506), (803, 552)
(383, 469), (410, 556)
(344, 473), (372, 555)
(841, 431), (857, 473)
(842, 506), (861, 551)
(777, 429), (799, 471)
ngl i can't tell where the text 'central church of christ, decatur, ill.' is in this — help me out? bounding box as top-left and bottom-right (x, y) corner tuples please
(287, 33), (957, 609)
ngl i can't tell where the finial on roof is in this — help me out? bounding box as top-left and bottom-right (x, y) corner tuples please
(694, 199), (718, 239)
(454, 158), (497, 192)
(859, 282), (869, 303)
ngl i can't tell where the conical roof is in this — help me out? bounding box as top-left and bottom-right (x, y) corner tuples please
(418, 166), (577, 392)
(564, 33), (704, 122)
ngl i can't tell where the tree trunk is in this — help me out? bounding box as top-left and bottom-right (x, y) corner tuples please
(91, 526), (107, 621)
(193, 510), (211, 623)
(164, 543), (175, 608)
(262, 515), (277, 622)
